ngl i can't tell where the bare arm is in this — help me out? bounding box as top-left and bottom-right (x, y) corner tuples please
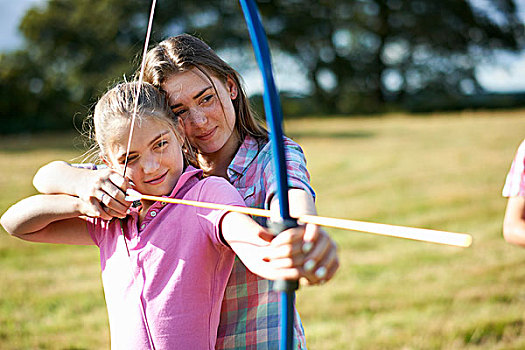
(1, 194), (92, 245)
(33, 160), (131, 219)
(220, 212), (306, 281)
(33, 160), (92, 194)
(503, 196), (525, 247)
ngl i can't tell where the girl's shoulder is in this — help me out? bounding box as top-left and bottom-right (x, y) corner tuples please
(197, 175), (245, 204)
(257, 136), (305, 159)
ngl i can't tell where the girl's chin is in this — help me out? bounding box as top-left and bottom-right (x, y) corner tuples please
(143, 179), (179, 197)
(195, 141), (224, 154)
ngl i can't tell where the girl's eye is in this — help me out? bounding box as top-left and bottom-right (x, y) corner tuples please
(201, 94), (213, 104)
(121, 155), (138, 165)
(157, 140), (168, 148)
(172, 109), (187, 118)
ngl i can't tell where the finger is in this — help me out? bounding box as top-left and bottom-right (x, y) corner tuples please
(100, 181), (131, 206)
(266, 255), (305, 269)
(304, 228), (331, 263)
(303, 239), (339, 284)
(264, 240), (304, 261)
(257, 228), (275, 243)
(323, 256), (339, 282)
(108, 172), (128, 191)
(103, 194), (130, 216)
(88, 198), (113, 220)
(299, 277), (310, 287)
(303, 223), (319, 243)
(318, 248), (339, 282)
(98, 189), (129, 216)
(96, 195), (127, 219)
(102, 205), (127, 219)
(270, 226), (305, 246)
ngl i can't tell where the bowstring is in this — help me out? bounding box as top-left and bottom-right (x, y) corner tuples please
(122, 0), (158, 178)
(119, 1), (158, 349)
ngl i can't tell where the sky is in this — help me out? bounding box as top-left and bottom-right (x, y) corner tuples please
(1, 0), (524, 94)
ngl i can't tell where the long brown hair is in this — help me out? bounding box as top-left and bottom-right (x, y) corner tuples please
(143, 34), (268, 144)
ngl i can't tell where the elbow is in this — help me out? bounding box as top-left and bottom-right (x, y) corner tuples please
(0, 212), (18, 237)
(503, 223), (525, 248)
(33, 161), (68, 192)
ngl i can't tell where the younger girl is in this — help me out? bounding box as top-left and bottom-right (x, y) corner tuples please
(1, 82), (306, 349)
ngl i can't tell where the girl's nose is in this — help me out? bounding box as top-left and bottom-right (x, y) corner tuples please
(142, 155), (161, 174)
(187, 107), (207, 126)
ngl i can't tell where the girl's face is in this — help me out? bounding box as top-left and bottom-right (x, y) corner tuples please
(162, 68), (239, 156)
(103, 118), (184, 197)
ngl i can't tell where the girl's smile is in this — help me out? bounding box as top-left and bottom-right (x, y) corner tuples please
(195, 127), (217, 141)
(144, 169), (169, 185)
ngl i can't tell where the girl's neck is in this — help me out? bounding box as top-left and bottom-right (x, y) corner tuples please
(138, 200), (154, 224)
(197, 131), (242, 179)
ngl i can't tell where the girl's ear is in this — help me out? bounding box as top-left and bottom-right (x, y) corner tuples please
(226, 76), (238, 100)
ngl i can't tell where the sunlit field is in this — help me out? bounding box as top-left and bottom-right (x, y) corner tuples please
(1, 109), (524, 349)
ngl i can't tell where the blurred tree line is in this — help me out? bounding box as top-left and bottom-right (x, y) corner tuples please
(1, 0), (524, 134)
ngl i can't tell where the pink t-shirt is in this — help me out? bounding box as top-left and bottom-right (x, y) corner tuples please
(87, 167), (244, 349)
(503, 139), (525, 197)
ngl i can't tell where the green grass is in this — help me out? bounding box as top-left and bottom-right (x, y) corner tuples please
(1, 109), (525, 349)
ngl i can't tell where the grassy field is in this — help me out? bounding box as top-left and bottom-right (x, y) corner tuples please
(1, 109), (525, 349)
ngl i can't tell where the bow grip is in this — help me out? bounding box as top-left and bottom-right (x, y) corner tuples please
(269, 217), (300, 293)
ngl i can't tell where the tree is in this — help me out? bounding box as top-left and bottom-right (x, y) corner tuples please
(1, 0), (524, 133)
(249, 0), (525, 113)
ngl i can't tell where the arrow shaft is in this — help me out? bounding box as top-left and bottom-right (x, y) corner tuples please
(134, 193), (472, 247)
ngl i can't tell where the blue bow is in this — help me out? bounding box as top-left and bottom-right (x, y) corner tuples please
(239, 1), (299, 349)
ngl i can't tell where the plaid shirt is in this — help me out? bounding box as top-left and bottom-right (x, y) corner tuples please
(503, 139), (525, 197)
(216, 135), (314, 350)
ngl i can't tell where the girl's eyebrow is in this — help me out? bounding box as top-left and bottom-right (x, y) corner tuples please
(149, 130), (171, 146)
(116, 130), (171, 162)
(170, 86), (211, 109)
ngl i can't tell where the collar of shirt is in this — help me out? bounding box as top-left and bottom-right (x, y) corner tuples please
(227, 135), (263, 183)
(129, 165), (203, 218)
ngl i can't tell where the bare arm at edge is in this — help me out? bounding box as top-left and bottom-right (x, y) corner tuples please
(503, 196), (525, 247)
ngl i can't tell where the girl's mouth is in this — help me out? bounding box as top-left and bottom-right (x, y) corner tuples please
(145, 170), (168, 185)
(196, 127), (217, 141)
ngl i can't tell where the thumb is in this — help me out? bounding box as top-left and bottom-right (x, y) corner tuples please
(257, 227), (275, 243)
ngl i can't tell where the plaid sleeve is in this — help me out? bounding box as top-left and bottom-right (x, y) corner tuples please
(71, 163), (106, 170)
(502, 139), (525, 197)
(262, 137), (316, 209)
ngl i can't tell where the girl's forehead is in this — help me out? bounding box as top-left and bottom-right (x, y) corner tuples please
(105, 118), (175, 153)
(163, 68), (221, 96)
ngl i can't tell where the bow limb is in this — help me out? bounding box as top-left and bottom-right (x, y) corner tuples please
(239, 2), (298, 350)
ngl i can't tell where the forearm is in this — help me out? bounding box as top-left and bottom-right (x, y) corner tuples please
(1, 194), (83, 236)
(503, 196), (525, 247)
(503, 221), (525, 247)
(33, 161), (91, 195)
(221, 212), (284, 278)
(270, 188), (317, 219)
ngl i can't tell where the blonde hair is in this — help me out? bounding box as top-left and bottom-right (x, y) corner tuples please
(143, 34), (268, 144)
(92, 82), (186, 160)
